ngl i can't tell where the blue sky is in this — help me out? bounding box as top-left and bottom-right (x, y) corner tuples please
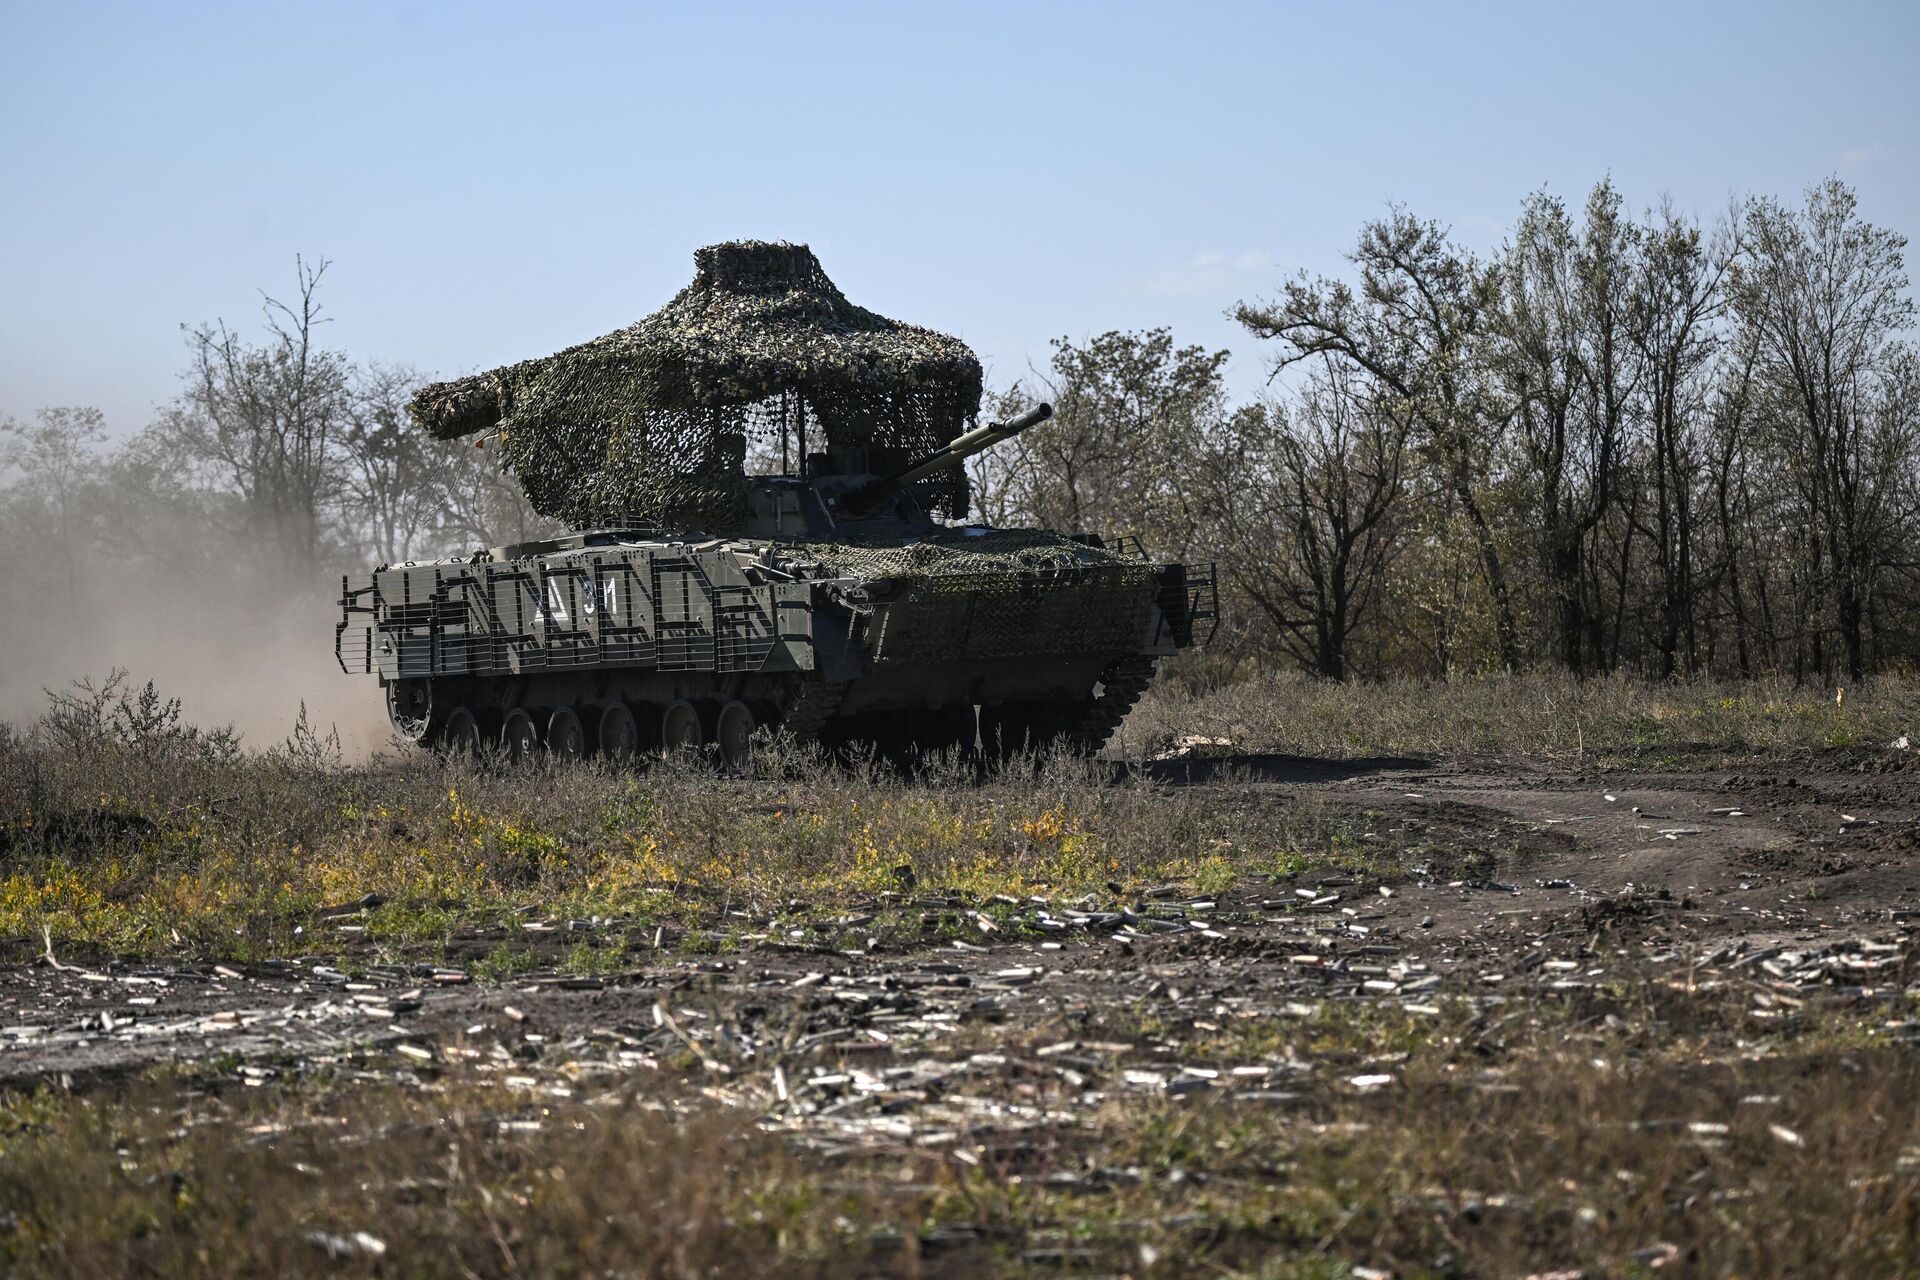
(3, 0), (1915, 433)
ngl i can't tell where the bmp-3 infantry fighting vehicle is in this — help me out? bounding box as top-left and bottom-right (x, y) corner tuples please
(335, 242), (1215, 763)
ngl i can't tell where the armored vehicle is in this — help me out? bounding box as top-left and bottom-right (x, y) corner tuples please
(335, 242), (1215, 762)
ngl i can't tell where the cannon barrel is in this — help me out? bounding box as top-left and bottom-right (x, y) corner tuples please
(840, 403), (1052, 512)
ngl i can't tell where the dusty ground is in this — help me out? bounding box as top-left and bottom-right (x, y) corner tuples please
(9, 676), (1919, 1273)
(5, 735), (1919, 1276)
(7, 750), (1913, 1089)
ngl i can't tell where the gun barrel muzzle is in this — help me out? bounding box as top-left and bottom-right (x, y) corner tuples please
(999, 402), (1053, 434)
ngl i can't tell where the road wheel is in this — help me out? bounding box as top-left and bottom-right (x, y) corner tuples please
(387, 679), (436, 745)
(660, 699), (704, 753)
(547, 706), (587, 760)
(599, 703), (640, 761)
(502, 708), (542, 761)
(441, 706), (482, 756)
(716, 700), (756, 769)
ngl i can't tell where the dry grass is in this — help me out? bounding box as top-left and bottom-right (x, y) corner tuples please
(3, 670), (1914, 961)
(0, 1075), (862, 1278)
(2, 986), (1915, 1277)
(1127, 665), (1919, 761)
(0, 692), (1372, 963)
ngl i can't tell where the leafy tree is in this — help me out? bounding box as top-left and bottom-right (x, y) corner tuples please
(972, 328), (1227, 553)
(1234, 211), (1522, 669)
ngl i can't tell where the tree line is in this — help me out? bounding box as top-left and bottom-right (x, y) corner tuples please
(3, 177), (1914, 684)
(978, 177), (1919, 681)
(0, 258), (549, 615)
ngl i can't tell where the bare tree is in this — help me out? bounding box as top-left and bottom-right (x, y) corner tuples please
(1862, 345), (1920, 662)
(1182, 367), (1405, 679)
(0, 406), (108, 605)
(434, 433), (559, 552)
(1494, 187), (1609, 673)
(1631, 198), (1737, 676)
(338, 363), (444, 563)
(160, 256), (350, 569)
(1698, 334), (1762, 676)
(332, 360), (557, 562)
(1731, 179), (1916, 679)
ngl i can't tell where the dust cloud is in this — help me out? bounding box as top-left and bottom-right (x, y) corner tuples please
(0, 549), (395, 755)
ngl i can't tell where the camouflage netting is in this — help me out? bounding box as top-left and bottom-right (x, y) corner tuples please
(410, 241), (983, 531)
(787, 528), (1148, 581)
(784, 530), (1158, 663)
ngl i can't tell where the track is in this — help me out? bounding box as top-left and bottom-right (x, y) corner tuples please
(1069, 655), (1158, 753)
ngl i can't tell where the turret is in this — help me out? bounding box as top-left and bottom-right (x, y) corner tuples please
(741, 403), (1054, 541)
(836, 403), (1053, 517)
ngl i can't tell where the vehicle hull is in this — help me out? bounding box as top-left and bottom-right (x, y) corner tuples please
(337, 529), (1215, 755)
